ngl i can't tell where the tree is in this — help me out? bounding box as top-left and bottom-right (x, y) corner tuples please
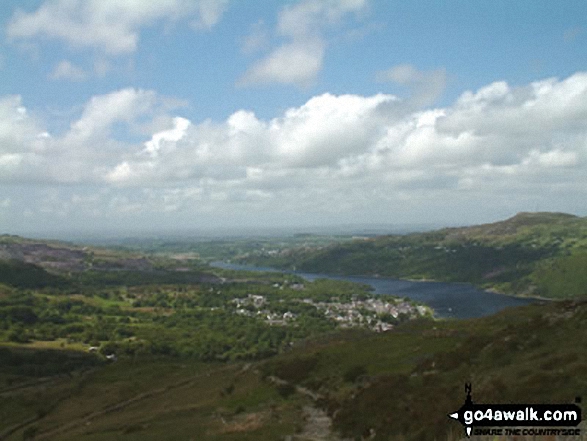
(8, 325), (30, 343)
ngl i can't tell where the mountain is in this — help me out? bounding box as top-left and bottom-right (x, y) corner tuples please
(239, 212), (587, 299)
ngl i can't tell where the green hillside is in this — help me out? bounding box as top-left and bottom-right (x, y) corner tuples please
(240, 212), (587, 299)
(1, 297), (586, 440)
(1, 227), (586, 440)
(0, 261), (70, 289)
(0, 235), (216, 290)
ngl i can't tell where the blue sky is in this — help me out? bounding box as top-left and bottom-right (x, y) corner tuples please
(0, 0), (586, 236)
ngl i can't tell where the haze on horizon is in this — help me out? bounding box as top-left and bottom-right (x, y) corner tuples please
(1, 0), (586, 237)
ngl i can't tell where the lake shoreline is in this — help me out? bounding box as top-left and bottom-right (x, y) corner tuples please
(210, 261), (537, 319)
(217, 261), (551, 301)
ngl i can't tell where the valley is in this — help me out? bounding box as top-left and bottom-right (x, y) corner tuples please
(1, 213), (586, 440)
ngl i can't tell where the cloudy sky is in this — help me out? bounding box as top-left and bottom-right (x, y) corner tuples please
(0, 0), (586, 236)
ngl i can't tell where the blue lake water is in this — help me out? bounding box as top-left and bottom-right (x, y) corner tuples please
(210, 261), (539, 319)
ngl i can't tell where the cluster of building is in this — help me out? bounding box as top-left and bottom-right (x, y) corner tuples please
(230, 293), (429, 332)
(306, 297), (428, 332)
(232, 295), (298, 326)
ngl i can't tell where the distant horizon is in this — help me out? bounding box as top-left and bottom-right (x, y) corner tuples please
(3, 221), (444, 242)
(3, 210), (583, 243)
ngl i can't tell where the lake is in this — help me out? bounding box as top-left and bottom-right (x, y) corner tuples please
(210, 261), (538, 319)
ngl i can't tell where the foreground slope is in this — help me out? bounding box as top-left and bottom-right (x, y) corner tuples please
(1, 297), (586, 441)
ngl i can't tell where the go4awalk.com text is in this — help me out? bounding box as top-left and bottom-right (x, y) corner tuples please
(448, 384), (582, 437)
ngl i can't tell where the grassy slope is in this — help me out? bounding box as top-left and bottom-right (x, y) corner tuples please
(2, 297), (586, 440)
(241, 212), (587, 298)
(1, 354), (304, 441)
(261, 297), (587, 440)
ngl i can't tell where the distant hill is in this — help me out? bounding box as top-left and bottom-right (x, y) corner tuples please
(0, 235), (215, 289)
(239, 212), (587, 299)
(440, 212), (581, 239)
(0, 260), (70, 289)
(0, 235), (154, 273)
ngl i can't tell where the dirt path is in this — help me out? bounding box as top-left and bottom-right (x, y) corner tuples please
(268, 376), (349, 441)
(293, 405), (339, 441)
(7, 367), (344, 441)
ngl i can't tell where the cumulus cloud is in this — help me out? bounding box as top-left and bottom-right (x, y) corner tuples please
(143, 117), (191, 158)
(0, 95), (45, 181)
(7, 0), (229, 54)
(2, 73), (587, 223)
(241, 0), (368, 86)
(0, 88), (175, 184)
(68, 88), (157, 141)
(49, 59), (88, 81)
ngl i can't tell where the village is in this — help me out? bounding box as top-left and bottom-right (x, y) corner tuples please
(231, 290), (430, 332)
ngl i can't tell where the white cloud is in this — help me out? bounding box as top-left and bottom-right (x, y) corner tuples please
(277, 0), (368, 39)
(1, 72), (587, 223)
(106, 162), (134, 183)
(241, 0), (368, 86)
(7, 0), (229, 54)
(67, 88), (157, 141)
(0, 88), (174, 184)
(49, 59), (88, 81)
(100, 73), (587, 196)
(192, 0), (229, 30)
(0, 95), (45, 180)
(241, 20), (270, 55)
(240, 40), (325, 87)
(143, 117), (191, 158)
(376, 64), (447, 107)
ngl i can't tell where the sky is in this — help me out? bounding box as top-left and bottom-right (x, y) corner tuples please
(0, 0), (586, 237)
